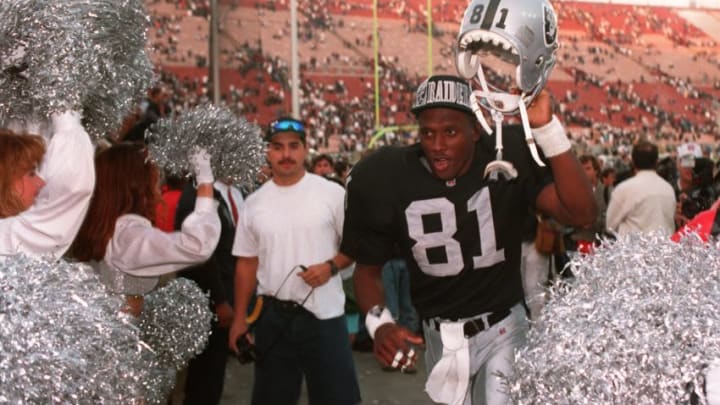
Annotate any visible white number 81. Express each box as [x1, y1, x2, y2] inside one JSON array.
[[405, 188, 505, 277]]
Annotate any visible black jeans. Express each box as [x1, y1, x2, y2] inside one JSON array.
[[251, 299, 361, 405]]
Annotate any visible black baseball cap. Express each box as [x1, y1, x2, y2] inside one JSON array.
[[266, 117, 306, 142], [411, 75, 474, 116]]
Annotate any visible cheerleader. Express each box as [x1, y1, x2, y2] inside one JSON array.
[[0, 112, 94, 257], [68, 142, 221, 315]]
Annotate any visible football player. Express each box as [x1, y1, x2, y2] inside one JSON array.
[[341, 73, 596, 405]]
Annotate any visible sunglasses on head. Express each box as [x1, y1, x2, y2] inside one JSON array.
[[270, 119, 305, 134]]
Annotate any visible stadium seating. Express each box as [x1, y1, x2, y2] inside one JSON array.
[[146, 0, 720, 146]]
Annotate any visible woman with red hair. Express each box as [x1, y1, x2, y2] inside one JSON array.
[[0, 130, 46, 217], [69, 142, 221, 315], [0, 112, 95, 258]]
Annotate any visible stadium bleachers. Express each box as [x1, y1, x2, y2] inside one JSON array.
[[146, 0, 720, 146]]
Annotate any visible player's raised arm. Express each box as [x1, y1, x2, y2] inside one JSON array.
[[529, 91, 597, 227]]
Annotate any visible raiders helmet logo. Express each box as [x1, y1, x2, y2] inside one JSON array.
[[543, 6, 557, 46]]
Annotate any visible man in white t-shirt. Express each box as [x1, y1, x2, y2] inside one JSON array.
[[228, 117, 360, 405]]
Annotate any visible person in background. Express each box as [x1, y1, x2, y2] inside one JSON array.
[[675, 142, 703, 198], [674, 143, 717, 228], [600, 167, 616, 206], [156, 171, 187, 233], [311, 153, 335, 177], [228, 117, 361, 405], [175, 177, 240, 405], [334, 159, 353, 184], [606, 141, 676, 236], [571, 154, 609, 248]]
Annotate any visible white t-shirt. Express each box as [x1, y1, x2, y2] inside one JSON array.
[[233, 173, 346, 320]]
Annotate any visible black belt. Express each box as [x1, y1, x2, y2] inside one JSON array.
[[428, 308, 512, 339], [263, 296, 303, 313]]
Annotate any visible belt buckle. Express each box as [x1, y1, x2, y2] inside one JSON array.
[[282, 300, 297, 311], [463, 312, 493, 338], [463, 320, 479, 338]]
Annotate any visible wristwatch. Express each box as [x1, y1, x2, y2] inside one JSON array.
[[325, 259, 339, 276], [368, 304, 386, 317]]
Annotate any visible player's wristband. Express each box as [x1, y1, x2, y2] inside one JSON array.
[[365, 305, 394, 340], [532, 115, 571, 158]]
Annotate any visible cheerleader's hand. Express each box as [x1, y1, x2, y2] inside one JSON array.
[[50, 110, 85, 138], [188, 146, 214, 184]]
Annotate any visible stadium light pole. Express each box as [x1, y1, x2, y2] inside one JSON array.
[[209, 0, 220, 105], [372, 0, 433, 128], [290, 0, 300, 118], [427, 0, 433, 76], [373, 0, 380, 129]]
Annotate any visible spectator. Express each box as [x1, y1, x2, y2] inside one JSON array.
[[600, 166, 616, 205], [156, 171, 187, 232], [175, 177, 240, 405], [571, 154, 609, 244], [228, 117, 361, 405], [311, 153, 335, 176], [606, 140, 676, 235]]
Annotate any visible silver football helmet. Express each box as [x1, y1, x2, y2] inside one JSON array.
[[456, 0, 559, 113], [455, 0, 560, 171]]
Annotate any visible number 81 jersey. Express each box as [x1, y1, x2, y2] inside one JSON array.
[[340, 126, 551, 320]]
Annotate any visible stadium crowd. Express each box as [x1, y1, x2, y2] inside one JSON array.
[[143, 0, 720, 161]]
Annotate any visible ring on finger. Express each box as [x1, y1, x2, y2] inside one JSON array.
[[391, 350, 403, 368]]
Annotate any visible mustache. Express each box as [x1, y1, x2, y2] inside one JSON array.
[[279, 158, 296, 164]]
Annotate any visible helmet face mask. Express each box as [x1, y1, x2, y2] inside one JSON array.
[[456, 0, 559, 114]]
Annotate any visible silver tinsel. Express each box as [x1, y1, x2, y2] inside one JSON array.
[[0, 1, 91, 125], [69, 0, 154, 140], [508, 232, 720, 404], [0, 254, 153, 403], [137, 277, 213, 403], [0, 0, 153, 139], [147, 104, 265, 188]]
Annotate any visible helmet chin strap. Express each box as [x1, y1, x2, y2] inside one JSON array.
[[470, 64, 546, 168], [517, 97, 546, 167]]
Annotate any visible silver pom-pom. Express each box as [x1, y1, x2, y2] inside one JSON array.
[[147, 104, 265, 188], [0, 255, 153, 402], [0, 0, 153, 139], [139, 277, 212, 369], [0, 1, 91, 124], [508, 232, 720, 404], [69, 0, 154, 140], [136, 277, 213, 402]]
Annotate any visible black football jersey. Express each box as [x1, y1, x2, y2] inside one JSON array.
[[341, 125, 552, 320]]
